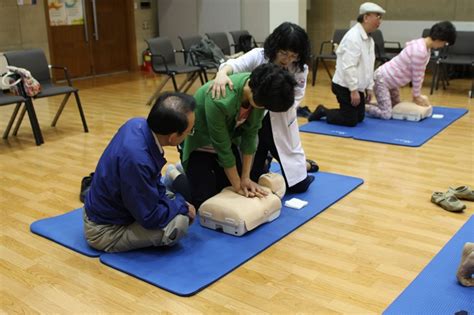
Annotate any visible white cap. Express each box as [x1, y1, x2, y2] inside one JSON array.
[[359, 2, 386, 15]]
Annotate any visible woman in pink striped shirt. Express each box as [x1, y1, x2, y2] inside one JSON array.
[[366, 21, 456, 119]]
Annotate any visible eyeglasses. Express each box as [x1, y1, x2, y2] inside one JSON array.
[[188, 126, 195, 136], [278, 50, 300, 62]]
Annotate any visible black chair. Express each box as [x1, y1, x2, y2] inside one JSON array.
[[229, 30, 258, 53], [431, 31, 474, 96], [372, 30, 401, 66], [0, 86, 34, 141], [311, 29, 348, 86], [145, 37, 205, 106], [3, 49, 88, 143], [206, 32, 231, 56], [178, 34, 218, 82]]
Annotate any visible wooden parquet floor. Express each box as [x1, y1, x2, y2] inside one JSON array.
[[0, 69, 472, 314]]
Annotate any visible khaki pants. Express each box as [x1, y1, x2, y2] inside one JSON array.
[[83, 209, 189, 252]]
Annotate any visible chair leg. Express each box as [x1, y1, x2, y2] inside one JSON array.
[[51, 93, 71, 127], [430, 62, 439, 95], [321, 60, 332, 81], [12, 105, 27, 136], [182, 73, 200, 93], [146, 76, 172, 106], [202, 69, 209, 82], [3, 102, 22, 139], [436, 64, 445, 90], [171, 74, 178, 91], [177, 73, 192, 91], [311, 58, 319, 86], [442, 65, 449, 88], [198, 71, 205, 84], [24, 98, 44, 145], [73, 91, 88, 132]]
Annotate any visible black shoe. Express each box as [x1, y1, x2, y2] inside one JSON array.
[[308, 104, 327, 121], [80, 172, 94, 203], [297, 105, 312, 118], [306, 159, 319, 173]]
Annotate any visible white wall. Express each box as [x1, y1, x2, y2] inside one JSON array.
[[241, 0, 269, 42], [349, 20, 474, 47], [157, 0, 308, 63], [269, 0, 301, 32], [158, 0, 240, 63], [158, 0, 198, 50], [379, 20, 474, 46], [197, 0, 241, 35]]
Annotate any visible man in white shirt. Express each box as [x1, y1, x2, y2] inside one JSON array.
[[309, 2, 385, 127]]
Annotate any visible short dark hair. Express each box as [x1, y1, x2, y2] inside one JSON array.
[[357, 14, 365, 23], [147, 92, 196, 135], [263, 22, 310, 71], [248, 63, 296, 112], [429, 21, 456, 46]]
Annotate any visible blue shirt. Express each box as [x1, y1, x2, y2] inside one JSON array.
[[84, 118, 189, 229]]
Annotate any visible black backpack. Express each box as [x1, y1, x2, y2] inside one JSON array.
[[237, 34, 254, 53]]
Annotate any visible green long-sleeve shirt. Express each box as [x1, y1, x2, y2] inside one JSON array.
[[181, 73, 265, 169]]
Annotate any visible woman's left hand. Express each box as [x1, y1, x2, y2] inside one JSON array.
[[240, 177, 268, 198]]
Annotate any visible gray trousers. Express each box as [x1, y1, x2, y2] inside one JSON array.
[[83, 209, 189, 252]]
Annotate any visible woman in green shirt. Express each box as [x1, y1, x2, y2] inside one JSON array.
[[181, 63, 296, 208]]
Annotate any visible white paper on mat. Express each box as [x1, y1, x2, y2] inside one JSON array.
[[284, 198, 308, 209]]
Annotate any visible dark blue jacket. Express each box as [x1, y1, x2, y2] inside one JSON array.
[[84, 118, 188, 229]]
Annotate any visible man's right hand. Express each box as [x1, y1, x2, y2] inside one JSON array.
[[186, 202, 196, 224], [350, 90, 361, 107], [209, 71, 233, 99]]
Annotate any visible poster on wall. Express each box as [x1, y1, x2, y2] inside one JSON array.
[[48, 0, 84, 26]]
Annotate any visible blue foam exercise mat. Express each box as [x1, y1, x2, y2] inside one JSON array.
[[100, 172, 363, 296], [300, 106, 468, 147], [384, 216, 474, 315], [30, 208, 102, 257]]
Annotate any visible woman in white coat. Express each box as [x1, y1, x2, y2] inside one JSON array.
[[210, 22, 317, 193]]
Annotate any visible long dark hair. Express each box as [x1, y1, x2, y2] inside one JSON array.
[[263, 22, 310, 71]]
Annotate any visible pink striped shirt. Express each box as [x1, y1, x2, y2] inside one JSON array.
[[379, 38, 430, 97]]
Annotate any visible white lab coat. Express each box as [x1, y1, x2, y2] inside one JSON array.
[[221, 48, 308, 186]]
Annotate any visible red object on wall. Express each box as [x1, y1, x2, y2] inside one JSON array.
[[141, 49, 152, 72]]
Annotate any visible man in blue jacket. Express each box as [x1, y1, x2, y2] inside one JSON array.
[[84, 92, 196, 252]]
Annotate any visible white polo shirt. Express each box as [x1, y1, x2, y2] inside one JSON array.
[[332, 23, 375, 92]]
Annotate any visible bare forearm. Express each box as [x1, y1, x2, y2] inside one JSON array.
[[241, 154, 253, 179], [224, 166, 241, 191]]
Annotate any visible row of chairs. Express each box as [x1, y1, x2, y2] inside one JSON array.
[[0, 49, 88, 145], [145, 30, 258, 105], [312, 28, 473, 97]]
